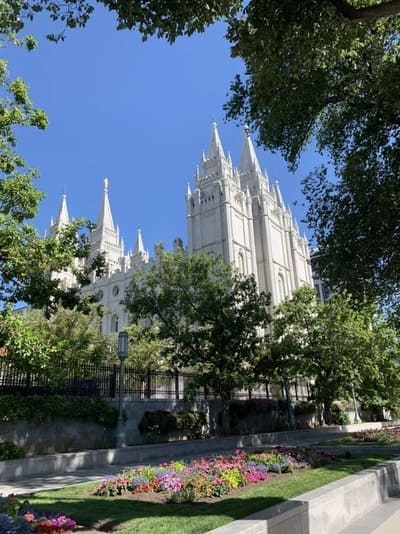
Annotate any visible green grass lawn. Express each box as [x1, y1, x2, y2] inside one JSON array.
[[27, 455, 392, 534]]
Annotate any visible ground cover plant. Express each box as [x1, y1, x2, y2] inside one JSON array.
[[26, 451, 392, 533], [0, 493, 77, 533], [350, 427, 400, 445], [321, 426, 400, 446]]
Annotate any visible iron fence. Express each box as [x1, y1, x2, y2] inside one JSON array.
[[0, 360, 310, 401]]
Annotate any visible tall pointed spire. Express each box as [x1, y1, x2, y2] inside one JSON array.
[[49, 193, 70, 237], [208, 121, 225, 159], [56, 194, 70, 226], [240, 125, 262, 174], [274, 180, 284, 208], [134, 228, 145, 255], [97, 177, 115, 231]]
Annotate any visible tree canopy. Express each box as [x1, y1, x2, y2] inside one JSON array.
[[0, 303, 109, 374], [3, 0, 400, 306], [0, 3, 104, 313], [124, 250, 271, 416], [269, 286, 400, 423]]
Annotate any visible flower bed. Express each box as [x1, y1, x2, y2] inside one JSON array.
[[94, 447, 336, 503], [0, 494, 77, 533], [353, 427, 400, 444]]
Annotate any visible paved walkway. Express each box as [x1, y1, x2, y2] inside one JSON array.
[[340, 496, 400, 533]]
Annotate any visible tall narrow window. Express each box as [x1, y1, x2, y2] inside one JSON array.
[[278, 274, 286, 302], [238, 251, 245, 274], [111, 314, 119, 333]]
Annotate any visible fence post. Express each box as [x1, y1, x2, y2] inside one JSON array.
[[146, 368, 151, 399], [25, 371, 31, 393], [175, 369, 179, 400]]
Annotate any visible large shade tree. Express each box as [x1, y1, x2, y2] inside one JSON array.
[[124, 249, 271, 431], [269, 286, 400, 424]]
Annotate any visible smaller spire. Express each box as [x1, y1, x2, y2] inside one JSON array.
[[186, 182, 192, 197], [208, 121, 225, 159], [134, 228, 145, 255], [274, 180, 284, 208], [104, 177, 109, 192], [264, 168, 270, 191]]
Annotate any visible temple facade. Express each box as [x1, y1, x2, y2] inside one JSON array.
[[50, 124, 312, 335]]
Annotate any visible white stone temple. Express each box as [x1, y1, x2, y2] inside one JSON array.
[[50, 123, 312, 335]]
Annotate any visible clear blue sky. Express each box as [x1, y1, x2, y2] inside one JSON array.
[[5, 6, 326, 255]]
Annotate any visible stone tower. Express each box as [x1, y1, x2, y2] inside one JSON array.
[[186, 123, 312, 305]]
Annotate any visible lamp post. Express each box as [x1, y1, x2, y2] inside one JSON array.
[[116, 331, 128, 448], [351, 382, 360, 424]]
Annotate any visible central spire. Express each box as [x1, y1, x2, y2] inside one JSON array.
[[134, 228, 145, 255], [97, 177, 115, 231], [56, 193, 70, 227], [208, 121, 225, 159]]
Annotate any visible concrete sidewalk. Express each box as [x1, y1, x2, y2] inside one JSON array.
[[340, 496, 400, 533], [0, 463, 128, 496]]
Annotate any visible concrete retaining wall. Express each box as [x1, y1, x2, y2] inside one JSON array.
[[108, 399, 211, 444], [0, 419, 114, 455], [207, 459, 400, 534], [0, 421, 393, 482]]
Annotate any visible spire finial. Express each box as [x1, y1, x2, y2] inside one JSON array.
[[104, 177, 109, 192]]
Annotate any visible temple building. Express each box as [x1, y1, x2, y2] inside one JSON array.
[[50, 123, 312, 335]]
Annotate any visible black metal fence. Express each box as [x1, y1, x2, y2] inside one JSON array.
[[0, 360, 310, 401]]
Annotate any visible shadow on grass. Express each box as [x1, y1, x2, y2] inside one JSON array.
[[26, 454, 392, 533], [27, 493, 287, 532]]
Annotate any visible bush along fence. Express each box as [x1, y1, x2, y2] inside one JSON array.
[[0, 360, 311, 401]]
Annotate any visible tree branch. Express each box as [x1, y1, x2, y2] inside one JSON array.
[[330, 0, 400, 22]]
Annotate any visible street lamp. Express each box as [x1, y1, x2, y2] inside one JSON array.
[[116, 331, 128, 448], [351, 382, 360, 424]]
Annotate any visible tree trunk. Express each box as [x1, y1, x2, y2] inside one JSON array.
[[323, 398, 333, 425], [283, 378, 296, 430], [220, 397, 231, 435]]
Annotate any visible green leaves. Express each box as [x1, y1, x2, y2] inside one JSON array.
[[268, 287, 400, 418], [124, 250, 271, 400]]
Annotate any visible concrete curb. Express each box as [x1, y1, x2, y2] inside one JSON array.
[[0, 421, 393, 482], [207, 458, 400, 534]]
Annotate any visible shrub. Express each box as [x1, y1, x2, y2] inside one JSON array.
[[0, 395, 118, 427], [138, 410, 206, 439], [294, 401, 316, 416], [0, 441, 25, 461], [331, 403, 350, 425]]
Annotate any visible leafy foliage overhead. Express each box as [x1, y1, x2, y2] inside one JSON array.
[[4, 0, 400, 306], [0, 3, 104, 312]]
